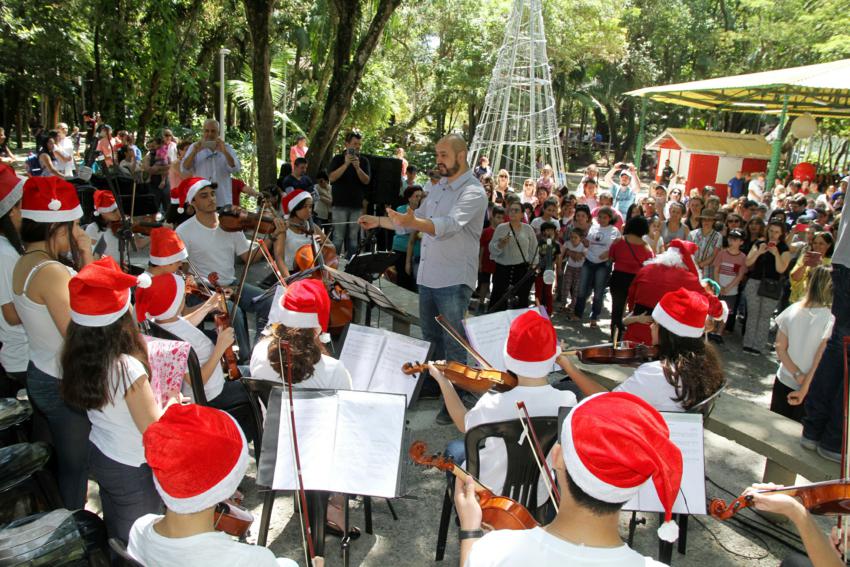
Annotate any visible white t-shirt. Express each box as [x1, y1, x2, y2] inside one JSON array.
[[158, 317, 225, 400], [562, 240, 587, 268], [585, 223, 619, 263], [129, 514, 296, 567], [465, 526, 664, 567], [56, 136, 76, 177], [0, 236, 28, 372], [175, 216, 251, 286], [85, 223, 121, 263], [465, 385, 577, 507], [748, 179, 764, 202], [530, 216, 556, 235], [88, 355, 148, 467], [775, 303, 835, 390], [250, 338, 352, 390], [614, 361, 684, 412]]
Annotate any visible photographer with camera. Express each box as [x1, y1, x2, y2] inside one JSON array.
[[181, 119, 241, 207], [328, 131, 371, 258], [603, 162, 640, 219]]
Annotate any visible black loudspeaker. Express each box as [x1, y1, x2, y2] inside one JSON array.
[[362, 154, 403, 207]]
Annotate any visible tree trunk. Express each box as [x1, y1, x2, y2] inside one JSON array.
[[306, 0, 403, 176], [243, 0, 278, 191]]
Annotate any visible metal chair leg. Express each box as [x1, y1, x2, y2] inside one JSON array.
[[435, 486, 454, 561]]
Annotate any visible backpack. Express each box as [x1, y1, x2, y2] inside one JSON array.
[[25, 154, 42, 177]]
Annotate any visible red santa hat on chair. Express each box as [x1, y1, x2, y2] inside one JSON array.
[[69, 257, 152, 327], [652, 287, 719, 338], [92, 189, 118, 216], [281, 189, 311, 219], [21, 177, 82, 223], [503, 310, 560, 377], [174, 177, 212, 214], [561, 392, 683, 542], [0, 164, 25, 218], [134, 273, 185, 323], [277, 278, 331, 342], [144, 404, 248, 514], [149, 227, 188, 266]]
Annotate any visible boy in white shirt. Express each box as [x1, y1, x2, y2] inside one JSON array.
[[560, 227, 586, 313]]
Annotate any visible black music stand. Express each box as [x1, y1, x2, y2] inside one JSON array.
[[344, 251, 397, 283], [326, 267, 413, 329]]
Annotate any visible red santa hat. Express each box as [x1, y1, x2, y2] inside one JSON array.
[[503, 310, 560, 377], [69, 257, 152, 327], [278, 279, 330, 341], [144, 403, 248, 514], [174, 177, 212, 213], [666, 239, 700, 279], [652, 287, 712, 338], [92, 189, 118, 216], [134, 273, 185, 323], [0, 164, 25, 218], [21, 177, 83, 223], [562, 392, 683, 542], [281, 189, 311, 219], [149, 227, 188, 266]]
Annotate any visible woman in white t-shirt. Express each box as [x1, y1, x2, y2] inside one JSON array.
[[772, 266, 834, 423], [0, 169, 28, 383], [61, 258, 177, 543], [573, 207, 619, 327], [559, 287, 725, 412]]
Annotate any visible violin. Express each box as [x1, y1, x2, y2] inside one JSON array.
[[710, 480, 850, 520], [563, 341, 659, 365], [409, 441, 538, 531], [218, 208, 276, 234], [109, 215, 163, 237], [208, 272, 241, 380], [214, 498, 254, 538], [184, 277, 213, 299], [402, 361, 516, 394]]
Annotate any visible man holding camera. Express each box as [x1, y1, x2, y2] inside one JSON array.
[[181, 118, 241, 207], [328, 131, 371, 258]]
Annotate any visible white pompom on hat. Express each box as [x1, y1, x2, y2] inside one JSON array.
[[561, 392, 683, 542], [92, 189, 118, 216], [69, 257, 152, 327], [0, 164, 25, 219], [144, 404, 248, 514], [503, 310, 560, 377], [21, 177, 83, 223]]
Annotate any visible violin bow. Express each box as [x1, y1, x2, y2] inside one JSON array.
[[435, 315, 494, 369], [257, 239, 287, 289], [516, 402, 560, 511], [277, 339, 316, 564], [186, 260, 215, 296], [233, 200, 268, 311]]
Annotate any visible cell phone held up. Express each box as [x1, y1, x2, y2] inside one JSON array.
[[346, 148, 359, 157], [804, 250, 822, 267], [203, 140, 217, 151]]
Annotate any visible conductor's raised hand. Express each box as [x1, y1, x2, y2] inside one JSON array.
[[386, 205, 415, 229]]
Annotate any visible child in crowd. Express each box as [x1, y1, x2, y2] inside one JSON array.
[[477, 206, 504, 311], [534, 221, 561, 314], [560, 227, 587, 313], [713, 229, 747, 340], [530, 197, 558, 235]]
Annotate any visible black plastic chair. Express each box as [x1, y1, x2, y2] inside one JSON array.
[[240, 378, 275, 462], [434, 416, 559, 561], [108, 537, 144, 567]]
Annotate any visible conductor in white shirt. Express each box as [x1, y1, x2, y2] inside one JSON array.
[[181, 119, 241, 207]]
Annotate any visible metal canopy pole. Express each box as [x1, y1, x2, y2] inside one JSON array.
[[766, 93, 789, 189]]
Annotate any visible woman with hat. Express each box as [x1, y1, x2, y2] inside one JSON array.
[[12, 176, 94, 509], [0, 164, 27, 389], [272, 189, 332, 280], [60, 257, 172, 543], [559, 287, 725, 412]]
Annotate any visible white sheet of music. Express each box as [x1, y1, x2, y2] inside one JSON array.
[[623, 412, 707, 516], [463, 307, 552, 371], [272, 390, 406, 498], [339, 323, 430, 406]]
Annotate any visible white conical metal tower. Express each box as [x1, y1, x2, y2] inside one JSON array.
[[469, 0, 565, 185]]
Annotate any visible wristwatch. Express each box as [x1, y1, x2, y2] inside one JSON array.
[[459, 529, 485, 540]]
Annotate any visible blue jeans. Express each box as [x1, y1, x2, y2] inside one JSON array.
[[331, 206, 362, 259], [26, 363, 91, 509], [803, 263, 850, 452], [419, 284, 474, 364], [574, 260, 611, 320], [444, 438, 466, 482]]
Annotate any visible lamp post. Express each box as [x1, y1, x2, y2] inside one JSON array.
[[219, 48, 231, 141]]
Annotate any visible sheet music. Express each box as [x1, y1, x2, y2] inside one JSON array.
[[272, 393, 338, 491], [338, 325, 385, 392], [369, 332, 430, 405], [333, 390, 406, 497], [271, 390, 406, 497], [464, 307, 548, 371], [623, 412, 707, 515]]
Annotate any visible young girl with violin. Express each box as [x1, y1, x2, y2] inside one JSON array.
[[84, 189, 148, 262], [134, 273, 257, 445], [431, 310, 576, 509], [273, 189, 333, 279], [0, 165, 28, 390], [559, 287, 725, 412], [60, 257, 175, 543], [12, 177, 94, 509]]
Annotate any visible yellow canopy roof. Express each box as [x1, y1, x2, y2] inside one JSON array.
[[626, 59, 850, 119], [646, 129, 772, 159]]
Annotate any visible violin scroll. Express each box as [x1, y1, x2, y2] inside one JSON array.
[[402, 362, 424, 376], [408, 441, 456, 473], [708, 496, 751, 520]]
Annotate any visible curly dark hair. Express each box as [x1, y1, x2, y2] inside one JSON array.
[[656, 325, 724, 410], [267, 324, 327, 384], [60, 310, 150, 410]]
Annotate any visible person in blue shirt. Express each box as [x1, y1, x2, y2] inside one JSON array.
[[603, 163, 638, 219], [728, 171, 746, 199]]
